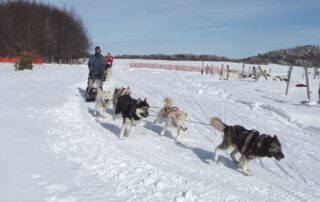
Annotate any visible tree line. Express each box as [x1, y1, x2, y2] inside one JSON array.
[[116, 45, 320, 67], [116, 54, 233, 62], [0, 0, 91, 62], [241, 45, 320, 67]]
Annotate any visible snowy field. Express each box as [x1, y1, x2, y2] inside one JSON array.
[[0, 59, 319, 202]]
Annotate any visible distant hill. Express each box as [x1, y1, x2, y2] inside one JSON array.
[[241, 45, 320, 67], [115, 45, 320, 67]]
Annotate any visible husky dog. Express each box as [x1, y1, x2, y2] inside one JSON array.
[[115, 94, 149, 139], [211, 117, 284, 176], [104, 68, 112, 81], [154, 97, 188, 143], [112, 87, 131, 120], [94, 87, 112, 118]]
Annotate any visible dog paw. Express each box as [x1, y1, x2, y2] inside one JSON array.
[[243, 172, 252, 176]]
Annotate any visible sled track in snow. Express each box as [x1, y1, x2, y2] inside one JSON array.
[[42, 80, 320, 201]]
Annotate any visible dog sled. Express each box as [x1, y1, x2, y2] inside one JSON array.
[[85, 76, 103, 102]]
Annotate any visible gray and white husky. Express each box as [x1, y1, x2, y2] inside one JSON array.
[[211, 117, 285, 176]]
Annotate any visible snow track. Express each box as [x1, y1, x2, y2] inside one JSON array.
[[43, 65, 319, 201]]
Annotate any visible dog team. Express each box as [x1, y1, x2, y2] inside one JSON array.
[[92, 85, 285, 176]]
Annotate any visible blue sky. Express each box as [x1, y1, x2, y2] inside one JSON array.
[[50, 0, 320, 58]]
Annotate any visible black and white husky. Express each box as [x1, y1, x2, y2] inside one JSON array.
[[115, 94, 149, 139]]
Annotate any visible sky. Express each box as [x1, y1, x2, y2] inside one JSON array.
[[48, 0, 320, 58]]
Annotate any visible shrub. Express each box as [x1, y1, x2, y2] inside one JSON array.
[[14, 51, 39, 71]]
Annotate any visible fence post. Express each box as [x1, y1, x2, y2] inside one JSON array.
[[258, 66, 268, 80], [226, 65, 230, 80], [305, 67, 311, 101], [253, 66, 257, 81], [318, 82, 320, 103], [314, 67, 319, 79], [241, 64, 245, 78], [285, 66, 293, 95], [220, 64, 224, 78]]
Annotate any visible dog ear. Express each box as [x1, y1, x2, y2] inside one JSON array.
[[137, 98, 141, 104], [144, 98, 147, 102]]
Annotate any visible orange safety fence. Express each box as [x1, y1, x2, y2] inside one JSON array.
[[129, 62, 238, 74], [0, 57, 43, 64]]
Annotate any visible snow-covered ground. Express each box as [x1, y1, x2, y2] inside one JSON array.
[[0, 60, 319, 202]]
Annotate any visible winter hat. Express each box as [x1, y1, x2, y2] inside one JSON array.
[[95, 46, 101, 51]]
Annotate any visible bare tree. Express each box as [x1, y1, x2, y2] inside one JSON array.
[[0, 0, 91, 62]]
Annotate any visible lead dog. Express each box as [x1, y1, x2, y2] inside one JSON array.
[[94, 87, 112, 118], [154, 98, 188, 143], [211, 117, 284, 176], [112, 87, 131, 120], [115, 94, 149, 139]]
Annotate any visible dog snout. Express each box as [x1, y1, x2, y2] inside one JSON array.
[[181, 126, 188, 131], [275, 152, 284, 161], [141, 111, 149, 118]]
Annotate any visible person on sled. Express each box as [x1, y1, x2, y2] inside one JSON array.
[[86, 46, 105, 101], [104, 52, 113, 81]]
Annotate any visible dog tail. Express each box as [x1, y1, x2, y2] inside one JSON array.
[[211, 117, 227, 132]]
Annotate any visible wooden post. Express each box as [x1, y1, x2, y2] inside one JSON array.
[[318, 82, 320, 103], [285, 66, 293, 95], [253, 66, 257, 81], [226, 65, 230, 80], [258, 66, 268, 80], [220, 64, 224, 77], [314, 67, 319, 79], [241, 64, 245, 78], [305, 67, 311, 101]]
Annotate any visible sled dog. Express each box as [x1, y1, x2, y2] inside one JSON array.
[[94, 87, 112, 118], [115, 94, 149, 139], [211, 117, 284, 176], [112, 87, 131, 120], [104, 68, 112, 81], [154, 97, 188, 143]]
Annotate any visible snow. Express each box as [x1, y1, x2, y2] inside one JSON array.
[[0, 60, 319, 202]]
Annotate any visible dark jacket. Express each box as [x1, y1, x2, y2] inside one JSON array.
[[87, 53, 106, 78]]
